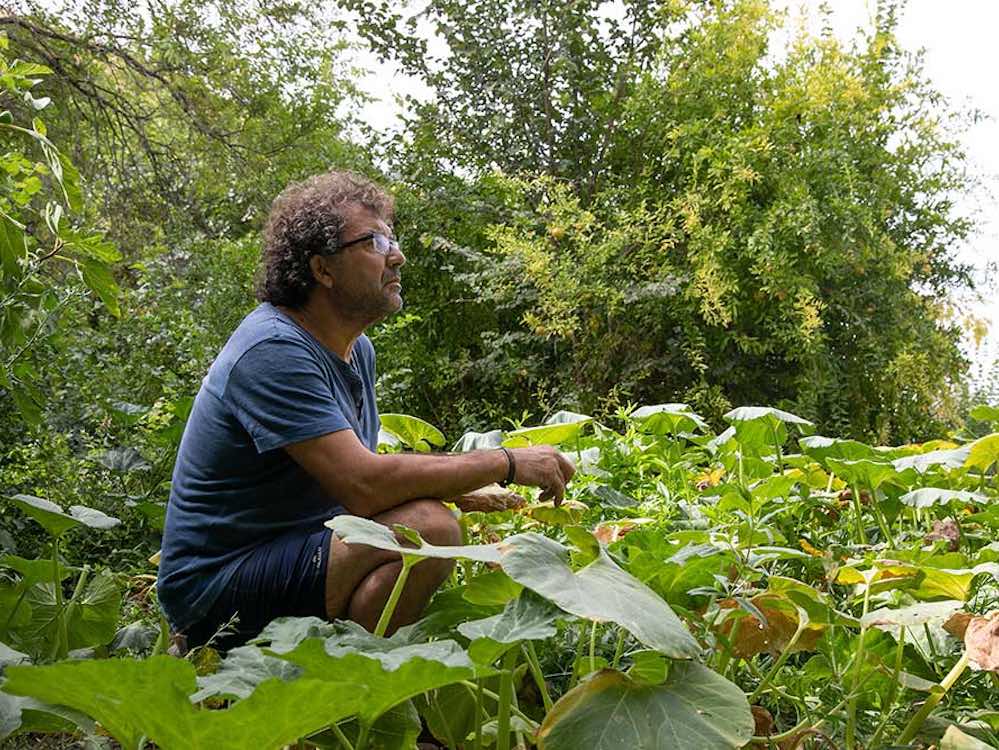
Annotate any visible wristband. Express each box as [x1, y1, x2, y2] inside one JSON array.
[[499, 447, 516, 487]]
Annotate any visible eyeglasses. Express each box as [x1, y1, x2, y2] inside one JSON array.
[[334, 231, 401, 257]]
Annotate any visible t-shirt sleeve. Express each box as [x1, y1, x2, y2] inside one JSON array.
[[223, 338, 352, 453]]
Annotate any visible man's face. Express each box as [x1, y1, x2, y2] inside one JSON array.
[[323, 205, 405, 323]]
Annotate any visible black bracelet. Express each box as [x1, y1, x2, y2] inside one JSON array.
[[499, 447, 516, 487]]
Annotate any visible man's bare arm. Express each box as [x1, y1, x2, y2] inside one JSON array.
[[285, 428, 575, 518]]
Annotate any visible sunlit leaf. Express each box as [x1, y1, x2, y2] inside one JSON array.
[[629, 404, 707, 435], [965, 433, 999, 472], [503, 411, 592, 447], [900, 488, 989, 508], [379, 413, 446, 452]]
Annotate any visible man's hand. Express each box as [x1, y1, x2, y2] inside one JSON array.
[[509, 445, 576, 505]]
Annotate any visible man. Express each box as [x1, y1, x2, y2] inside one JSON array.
[[157, 171, 574, 648]]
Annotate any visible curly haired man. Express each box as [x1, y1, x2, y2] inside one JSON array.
[[157, 171, 574, 649]]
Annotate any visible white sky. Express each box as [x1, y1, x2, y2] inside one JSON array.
[[352, 1, 999, 382]]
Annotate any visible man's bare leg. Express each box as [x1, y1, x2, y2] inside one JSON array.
[[324, 499, 461, 634]]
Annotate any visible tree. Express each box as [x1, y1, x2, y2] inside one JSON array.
[[356, 0, 976, 441]]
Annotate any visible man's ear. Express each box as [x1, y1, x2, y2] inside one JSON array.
[[309, 254, 335, 289]]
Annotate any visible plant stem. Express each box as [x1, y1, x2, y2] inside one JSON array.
[[845, 581, 873, 750], [748, 617, 806, 704], [770, 423, 784, 473], [354, 723, 370, 750], [51, 535, 68, 661], [474, 679, 484, 750], [373, 555, 419, 637], [868, 627, 906, 749], [496, 649, 518, 750], [458, 682, 538, 729], [589, 620, 598, 674], [851, 483, 868, 545], [611, 628, 626, 670], [895, 651, 970, 746], [523, 642, 553, 713]]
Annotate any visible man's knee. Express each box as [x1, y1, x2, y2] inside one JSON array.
[[399, 498, 462, 548]]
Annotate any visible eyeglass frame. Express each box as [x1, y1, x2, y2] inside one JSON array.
[[327, 231, 401, 257]]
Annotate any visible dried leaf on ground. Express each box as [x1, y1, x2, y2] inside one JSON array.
[[450, 484, 526, 513]]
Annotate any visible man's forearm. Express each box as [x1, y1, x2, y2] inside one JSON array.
[[343, 449, 511, 517]]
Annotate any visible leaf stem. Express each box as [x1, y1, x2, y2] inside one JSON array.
[[474, 679, 484, 750], [459, 681, 538, 730], [845, 580, 873, 750], [895, 651, 970, 746], [589, 620, 598, 674], [496, 648, 518, 750], [523, 642, 554, 713], [851, 483, 868, 545], [611, 628, 626, 670], [373, 555, 419, 637], [868, 626, 906, 748], [748, 615, 806, 704]]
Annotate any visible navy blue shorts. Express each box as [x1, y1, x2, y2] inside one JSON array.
[[184, 524, 333, 650]]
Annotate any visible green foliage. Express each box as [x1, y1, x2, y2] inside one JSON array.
[[0, 36, 120, 424], [358, 0, 976, 442]]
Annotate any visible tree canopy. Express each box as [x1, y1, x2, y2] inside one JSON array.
[[0, 0, 980, 445]]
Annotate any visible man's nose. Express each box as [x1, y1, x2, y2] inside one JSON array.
[[388, 248, 406, 268]]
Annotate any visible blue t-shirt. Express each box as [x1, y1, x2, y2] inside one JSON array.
[[157, 303, 379, 632]]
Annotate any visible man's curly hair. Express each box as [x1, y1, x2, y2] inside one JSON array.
[[256, 170, 395, 307]]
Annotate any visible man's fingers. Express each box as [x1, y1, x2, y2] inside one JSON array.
[[555, 452, 576, 482]]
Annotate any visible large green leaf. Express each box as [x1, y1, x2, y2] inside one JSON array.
[[837, 562, 999, 602], [965, 433, 999, 472], [379, 413, 446, 452], [825, 458, 900, 490], [503, 411, 592, 447], [862, 600, 964, 629], [537, 664, 753, 750], [63, 569, 122, 649], [0, 691, 95, 742], [940, 725, 995, 750], [271, 626, 482, 723], [723, 406, 813, 451], [192, 645, 302, 701], [453, 429, 504, 452], [462, 570, 523, 607], [900, 488, 990, 509], [799, 435, 878, 462], [2, 655, 369, 750], [892, 446, 970, 473], [498, 533, 701, 658], [628, 404, 707, 435], [326, 515, 501, 563], [0, 554, 72, 587], [6, 495, 119, 537], [457, 589, 561, 664]]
